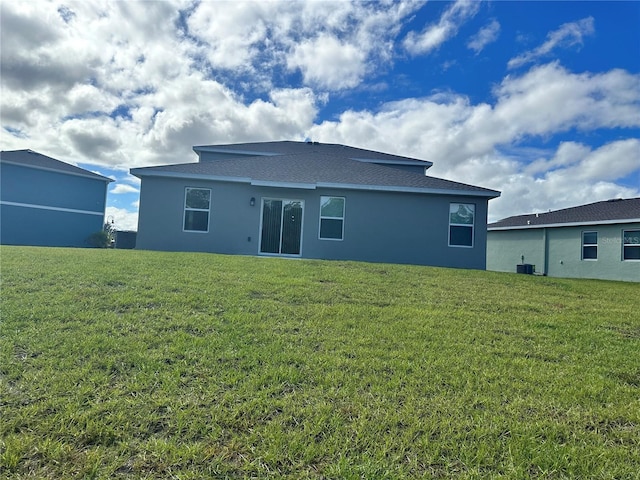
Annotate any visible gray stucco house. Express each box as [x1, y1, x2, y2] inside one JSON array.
[[0, 149, 113, 247], [131, 141, 500, 268], [487, 198, 640, 282]]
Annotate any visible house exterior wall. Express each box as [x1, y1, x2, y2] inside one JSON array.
[[487, 223, 640, 282], [135, 176, 490, 269], [486, 229, 546, 273], [0, 162, 108, 247]]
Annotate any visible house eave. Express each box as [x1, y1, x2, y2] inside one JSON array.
[[130, 169, 500, 197], [192, 146, 280, 157], [250, 180, 317, 189], [352, 158, 434, 169], [488, 218, 640, 231], [130, 169, 252, 184], [317, 182, 500, 197], [1, 159, 114, 183]]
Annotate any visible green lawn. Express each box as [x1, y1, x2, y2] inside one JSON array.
[[1, 246, 639, 479]]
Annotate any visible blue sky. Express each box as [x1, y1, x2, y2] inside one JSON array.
[[1, 0, 639, 230]]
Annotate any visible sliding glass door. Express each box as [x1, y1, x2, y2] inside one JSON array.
[[260, 199, 303, 255]]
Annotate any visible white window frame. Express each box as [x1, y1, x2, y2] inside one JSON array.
[[581, 231, 598, 261], [448, 203, 475, 248], [319, 196, 345, 241], [183, 187, 211, 233], [622, 229, 640, 261]]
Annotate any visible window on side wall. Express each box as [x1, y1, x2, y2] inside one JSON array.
[[623, 229, 640, 260], [449, 203, 474, 247], [582, 231, 598, 260], [184, 187, 211, 232], [319, 196, 345, 240]]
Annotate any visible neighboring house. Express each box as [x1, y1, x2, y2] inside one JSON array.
[[487, 198, 640, 282], [131, 141, 500, 269], [1, 149, 113, 247]]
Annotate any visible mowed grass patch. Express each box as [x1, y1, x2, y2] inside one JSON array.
[[1, 246, 638, 479]]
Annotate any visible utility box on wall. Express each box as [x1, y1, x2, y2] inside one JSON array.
[[516, 264, 535, 274]]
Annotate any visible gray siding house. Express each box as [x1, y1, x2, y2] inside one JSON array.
[[131, 141, 500, 268], [1, 149, 113, 247], [487, 198, 640, 282]]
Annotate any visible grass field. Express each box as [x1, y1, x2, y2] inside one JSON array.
[[1, 246, 639, 479]]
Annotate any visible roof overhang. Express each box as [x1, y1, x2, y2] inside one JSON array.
[[130, 169, 500, 197], [1, 159, 114, 183], [317, 182, 499, 197], [488, 218, 640, 231], [130, 169, 251, 184], [351, 157, 433, 169], [192, 146, 280, 157]]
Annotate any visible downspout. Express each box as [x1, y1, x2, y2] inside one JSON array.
[[543, 227, 549, 275], [102, 179, 111, 226]]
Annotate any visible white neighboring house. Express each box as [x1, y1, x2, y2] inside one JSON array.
[[487, 198, 640, 282]]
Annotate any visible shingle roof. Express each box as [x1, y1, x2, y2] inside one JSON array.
[[193, 140, 433, 168], [131, 150, 500, 197], [0, 149, 113, 182], [489, 198, 640, 229]]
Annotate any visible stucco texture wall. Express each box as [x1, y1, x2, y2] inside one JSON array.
[[487, 223, 640, 282], [135, 176, 491, 269], [1, 163, 108, 247], [486, 229, 545, 274]]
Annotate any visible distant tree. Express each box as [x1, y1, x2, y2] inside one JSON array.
[[103, 220, 116, 246], [87, 219, 115, 248]]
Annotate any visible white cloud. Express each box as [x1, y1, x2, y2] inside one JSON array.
[[186, 0, 419, 91], [525, 141, 590, 176], [467, 19, 500, 54], [493, 62, 640, 135], [486, 140, 640, 221], [1, 1, 637, 226], [561, 139, 640, 183], [508, 17, 595, 69], [403, 0, 480, 55], [185, 1, 270, 71], [1, 0, 422, 169], [110, 184, 140, 195], [105, 206, 138, 232], [309, 62, 640, 170], [307, 63, 640, 222], [287, 34, 367, 90]]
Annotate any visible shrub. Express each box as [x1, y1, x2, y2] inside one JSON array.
[[86, 230, 111, 248]]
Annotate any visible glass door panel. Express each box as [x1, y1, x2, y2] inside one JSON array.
[[281, 201, 302, 254], [260, 199, 303, 255], [260, 199, 282, 254]]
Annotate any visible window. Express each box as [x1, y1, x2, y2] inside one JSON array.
[[449, 203, 474, 247], [183, 188, 211, 232], [623, 229, 640, 260], [582, 231, 598, 260], [319, 196, 345, 240]]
